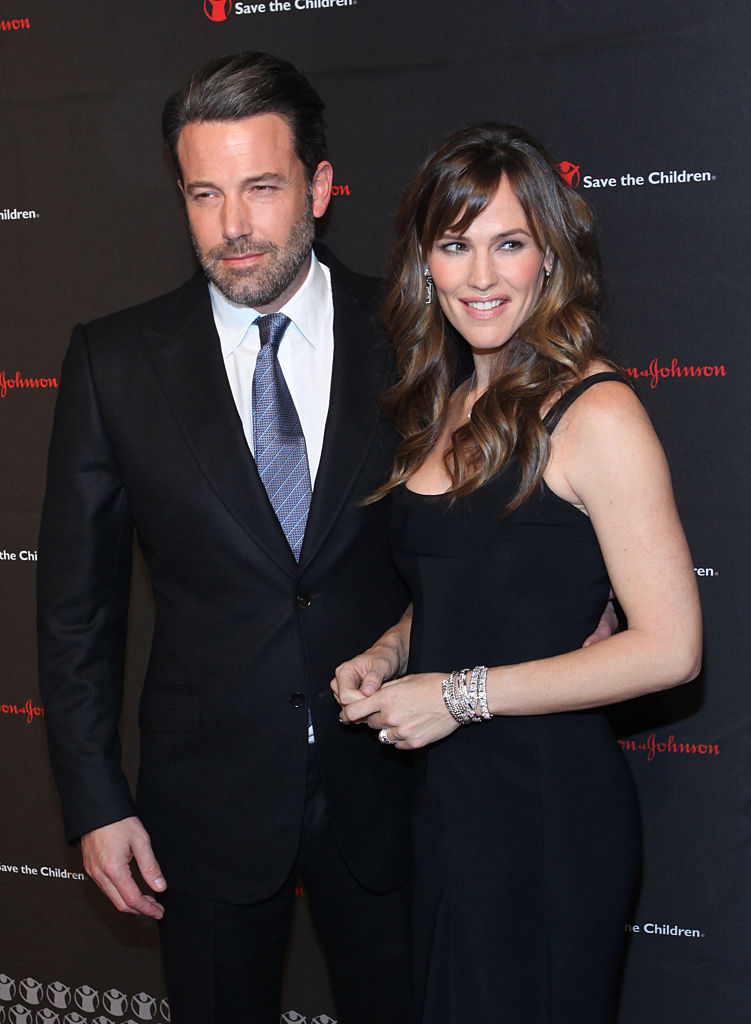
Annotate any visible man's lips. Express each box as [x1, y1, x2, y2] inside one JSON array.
[[220, 251, 269, 265]]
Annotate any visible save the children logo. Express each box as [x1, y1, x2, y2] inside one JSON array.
[[0, 975, 170, 1023], [557, 159, 715, 190], [207, 0, 357, 19], [0, 207, 39, 221], [204, 0, 231, 19], [625, 920, 705, 938], [557, 161, 580, 188]]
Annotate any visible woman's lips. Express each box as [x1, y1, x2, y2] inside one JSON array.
[[460, 297, 510, 317]]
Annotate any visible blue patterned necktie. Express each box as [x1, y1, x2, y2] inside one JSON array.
[[252, 313, 312, 561]]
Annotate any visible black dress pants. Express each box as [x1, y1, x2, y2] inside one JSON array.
[[158, 750, 412, 1024]]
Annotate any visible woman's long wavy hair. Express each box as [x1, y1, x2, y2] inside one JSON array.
[[372, 122, 609, 512]]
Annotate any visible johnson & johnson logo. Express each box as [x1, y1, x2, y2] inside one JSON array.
[[624, 357, 726, 390], [619, 733, 719, 762], [0, 371, 58, 398], [204, 0, 231, 19], [0, 16, 30, 31], [0, 698, 44, 724]]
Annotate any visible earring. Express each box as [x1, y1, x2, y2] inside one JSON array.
[[544, 267, 550, 279], [424, 267, 433, 305]]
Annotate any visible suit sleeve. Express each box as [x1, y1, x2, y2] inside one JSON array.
[[37, 324, 137, 842]]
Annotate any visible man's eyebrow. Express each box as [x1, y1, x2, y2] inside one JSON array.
[[184, 172, 288, 192]]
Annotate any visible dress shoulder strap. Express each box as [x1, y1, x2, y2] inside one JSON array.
[[543, 371, 631, 435]]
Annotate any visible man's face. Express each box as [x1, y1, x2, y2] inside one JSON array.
[[177, 114, 332, 312]]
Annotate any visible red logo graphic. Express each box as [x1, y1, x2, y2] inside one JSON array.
[[204, 0, 231, 20], [557, 161, 580, 188], [624, 357, 727, 390], [0, 370, 58, 398], [0, 17, 31, 31], [0, 698, 45, 724], [619, 733, 720, 762]]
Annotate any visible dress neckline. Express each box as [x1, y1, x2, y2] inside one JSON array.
[[403, 483, 451, 499]]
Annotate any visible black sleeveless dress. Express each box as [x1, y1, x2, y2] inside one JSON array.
[[390, 374, 641, 1023]]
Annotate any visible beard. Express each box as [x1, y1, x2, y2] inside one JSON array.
[[191, 193, 315, 308]]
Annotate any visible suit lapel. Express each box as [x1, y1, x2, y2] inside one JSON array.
[[299, 255, 390, 571], [144, 273, 298, 578]]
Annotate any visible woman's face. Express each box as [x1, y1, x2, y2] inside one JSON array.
[[427, 176, 550, 358]]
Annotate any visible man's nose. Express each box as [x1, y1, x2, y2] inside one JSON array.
[[222, 194, 252, 241]]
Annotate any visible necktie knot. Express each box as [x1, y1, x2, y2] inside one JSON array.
[[255, 312, 290, 351]]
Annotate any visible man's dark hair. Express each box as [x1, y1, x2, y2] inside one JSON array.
[[162, 51, 327, 181]]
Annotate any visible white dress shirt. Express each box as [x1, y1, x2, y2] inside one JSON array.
[[209, 250, 334, 485]]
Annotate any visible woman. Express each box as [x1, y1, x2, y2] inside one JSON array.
[[332, 123, 702, 1023]]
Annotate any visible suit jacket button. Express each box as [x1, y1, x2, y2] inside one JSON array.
[[296, 594, 311, 608], [288, 691, 306, 709]]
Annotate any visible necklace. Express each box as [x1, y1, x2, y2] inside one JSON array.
[[465, 370, 477, 420]]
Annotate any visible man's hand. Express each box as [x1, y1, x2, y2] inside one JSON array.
[[583, 597, 618, 647], [332, 642, 402, 707], [81, 816, 166, 919], [332, 606, 413, 706]]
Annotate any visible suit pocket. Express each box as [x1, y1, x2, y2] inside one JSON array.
[[139, 687, 202, 733]]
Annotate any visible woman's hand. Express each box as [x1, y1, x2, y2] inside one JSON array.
[[338, 671, 459, 749]]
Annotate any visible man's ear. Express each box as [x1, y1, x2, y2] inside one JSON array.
[[311, 161, 334, 219]]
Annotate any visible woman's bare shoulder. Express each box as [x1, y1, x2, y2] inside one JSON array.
[[562, 361, 645, 427]]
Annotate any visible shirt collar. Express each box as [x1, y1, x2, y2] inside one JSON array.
[[209, 250, 331, 358]]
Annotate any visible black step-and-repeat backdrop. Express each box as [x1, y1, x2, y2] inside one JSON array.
[[2, 2, 749, 1022]]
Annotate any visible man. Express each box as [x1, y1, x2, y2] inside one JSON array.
[[38, 52, 413, 1024]]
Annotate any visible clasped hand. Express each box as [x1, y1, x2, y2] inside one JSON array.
[[332, 650, 457, 749]]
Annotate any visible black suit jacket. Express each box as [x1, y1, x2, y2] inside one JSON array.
[[37, 248, 413, 902]]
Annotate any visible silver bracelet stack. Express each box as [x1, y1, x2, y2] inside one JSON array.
[[441, 666, 492, 725]]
